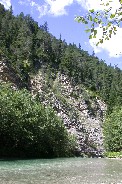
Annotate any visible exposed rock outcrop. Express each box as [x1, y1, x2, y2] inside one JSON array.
[[31, 68, 107, 157]]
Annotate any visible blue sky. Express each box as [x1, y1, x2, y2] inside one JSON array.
[[0, 0, 122, 69]]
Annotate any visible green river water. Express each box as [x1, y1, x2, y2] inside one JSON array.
[[0, 158, 122, 184]]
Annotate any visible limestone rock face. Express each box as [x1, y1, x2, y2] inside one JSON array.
[[31, 69, 107, 157]]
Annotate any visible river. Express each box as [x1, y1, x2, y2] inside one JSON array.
[[0, 158, 122, 184]]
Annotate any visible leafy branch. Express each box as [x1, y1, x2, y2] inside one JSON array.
[[75, 0, 122, 46]]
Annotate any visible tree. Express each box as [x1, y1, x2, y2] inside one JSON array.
[[75, 0, 122, 46], [40, 21, 49, 32], [103, 106, 122, 152]]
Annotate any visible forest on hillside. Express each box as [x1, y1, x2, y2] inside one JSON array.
[[0, 3, 122, 158], [0, 4, 122, 113]]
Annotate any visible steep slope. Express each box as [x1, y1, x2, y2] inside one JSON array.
[[31, 66, 107, 156]]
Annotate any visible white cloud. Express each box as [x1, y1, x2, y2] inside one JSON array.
[[89, 26, 122, 58], [0, 0, 11, 9], [30, 1, 49, 17], [45, 0, 74, 16]]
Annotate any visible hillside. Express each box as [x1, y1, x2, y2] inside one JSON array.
[[0, 58, 106, 156], [0, 3, 121, 157]]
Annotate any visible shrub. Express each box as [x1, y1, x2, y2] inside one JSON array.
[[0, 84, 75, 158]]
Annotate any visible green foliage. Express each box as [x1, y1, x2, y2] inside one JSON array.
[[75, 0, 122, 46], [0, 84, 75, 158], [103, 106, 122, 152]]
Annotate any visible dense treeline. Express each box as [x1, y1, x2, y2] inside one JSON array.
[[0, 4, 122, 156]]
